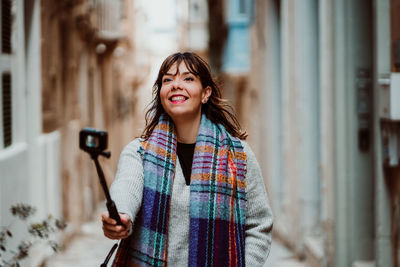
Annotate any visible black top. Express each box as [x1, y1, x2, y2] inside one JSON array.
[[177, 142, 196, 185]]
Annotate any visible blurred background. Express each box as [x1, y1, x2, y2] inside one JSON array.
[[0, 0, 399, 266]]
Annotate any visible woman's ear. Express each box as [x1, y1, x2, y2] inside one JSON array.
[[202, 86, 212, 103]]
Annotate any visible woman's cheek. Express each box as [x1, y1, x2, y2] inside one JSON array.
[[160, 98, 168, 111], [159, 89, 168, 109]]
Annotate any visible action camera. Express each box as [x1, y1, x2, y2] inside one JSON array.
[[79, 128, 108, 155]]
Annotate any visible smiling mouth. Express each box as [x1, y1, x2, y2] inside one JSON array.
[[169, 95, 188, 103]]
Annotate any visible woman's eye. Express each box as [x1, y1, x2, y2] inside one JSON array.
[[163, 78, 172, 83], [184, 77, 194, 82]]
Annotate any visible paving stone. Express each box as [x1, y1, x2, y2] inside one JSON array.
[[44, 220, 116, 267]]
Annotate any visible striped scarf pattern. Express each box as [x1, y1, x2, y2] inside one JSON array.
[[114, 114, 247, 266]]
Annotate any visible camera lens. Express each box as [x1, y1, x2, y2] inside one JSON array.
[[86, 135, 99, 148]]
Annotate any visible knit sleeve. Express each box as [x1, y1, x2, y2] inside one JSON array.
[[242, 141, 274, 266], [110, 138, 144, 226]]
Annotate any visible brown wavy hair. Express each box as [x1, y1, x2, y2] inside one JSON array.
[[141, 52, 247, 140]]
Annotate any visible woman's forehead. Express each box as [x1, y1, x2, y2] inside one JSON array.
[[165, 61, 196, 75]]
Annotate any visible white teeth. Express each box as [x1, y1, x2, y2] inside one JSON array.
[[171, 96, 186, 101]]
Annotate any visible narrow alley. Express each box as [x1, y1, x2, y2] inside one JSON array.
[[1, 0, 399, 266]]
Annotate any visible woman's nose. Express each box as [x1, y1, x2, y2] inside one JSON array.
[[172, 78, 182, 90]]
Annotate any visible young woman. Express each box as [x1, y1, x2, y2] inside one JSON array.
[[102, 52, 273, 267]]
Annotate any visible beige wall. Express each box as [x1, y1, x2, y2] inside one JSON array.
[[40, 0, 144, 234]]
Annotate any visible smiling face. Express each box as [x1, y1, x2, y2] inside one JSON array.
[[160, 62, 211, 124]]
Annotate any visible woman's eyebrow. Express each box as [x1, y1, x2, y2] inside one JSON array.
[[164, 71, 193, 76]]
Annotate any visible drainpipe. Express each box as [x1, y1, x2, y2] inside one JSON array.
[[374, 0, 394, 266], [319, 0, 334, 265]]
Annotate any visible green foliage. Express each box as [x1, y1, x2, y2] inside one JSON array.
[[0, 204, 67, 267]]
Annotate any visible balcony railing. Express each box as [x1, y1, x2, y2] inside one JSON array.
[[92, 0, 125, 42]]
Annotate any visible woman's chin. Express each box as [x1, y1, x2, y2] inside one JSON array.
[[168, 111, 201, 123]]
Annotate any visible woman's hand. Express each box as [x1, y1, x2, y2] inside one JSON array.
[[101, 212, 131, 240]]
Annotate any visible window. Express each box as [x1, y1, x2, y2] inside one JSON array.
[[229, 0, 252, 20], [2, 0, 12, 54], [1, 0, 13, 148], [2, 73, 11, 147], [238, 0, 246, 15], [392, 0, 400, 72]]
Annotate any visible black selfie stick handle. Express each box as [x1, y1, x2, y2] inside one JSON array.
[[93, 155, 124, 226], [107, 201, 123, 226]]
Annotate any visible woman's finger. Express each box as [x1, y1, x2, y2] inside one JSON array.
[[103, 227, 130, 240], [103, 223, 126, 233], [101, 212, 117, 225]]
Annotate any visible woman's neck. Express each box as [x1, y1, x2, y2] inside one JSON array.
[[174, 114, 201, 144]]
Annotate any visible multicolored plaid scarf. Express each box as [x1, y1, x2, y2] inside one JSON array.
[[113, 114, 247, 267]]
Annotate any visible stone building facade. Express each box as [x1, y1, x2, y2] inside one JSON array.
[[40, 0, 143, 230], [0, 0, 150, 265], [238, 0, 400, 266]]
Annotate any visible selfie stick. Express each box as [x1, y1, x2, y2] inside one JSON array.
[[101, 243, 118, 267], [90, 151, 123, 226]]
